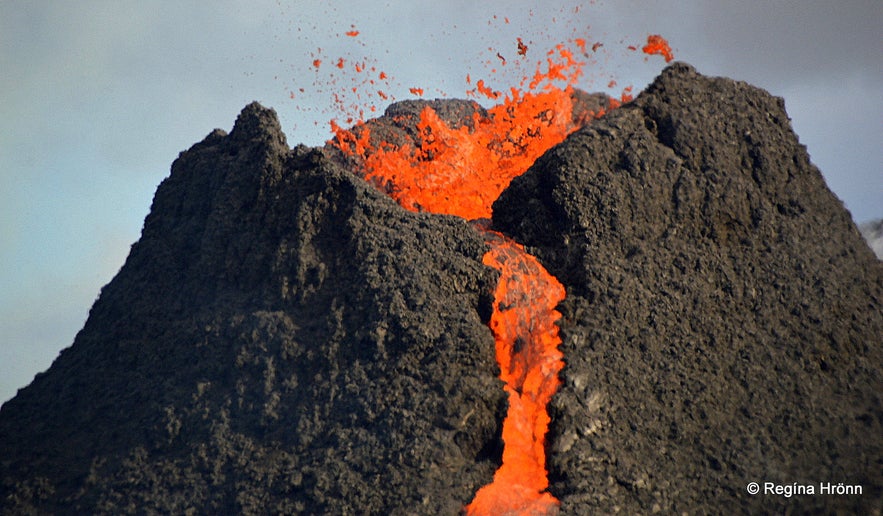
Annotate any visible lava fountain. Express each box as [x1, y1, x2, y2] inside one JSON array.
[[329, 35, 673, 515]]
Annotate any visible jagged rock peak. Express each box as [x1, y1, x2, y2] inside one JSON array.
[[0, 93, 502, 514], [228, 101, 287, 147]]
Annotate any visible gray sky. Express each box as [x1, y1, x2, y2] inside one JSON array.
[[1, 0, 881, 404]]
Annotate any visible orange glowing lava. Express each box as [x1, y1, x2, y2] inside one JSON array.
[[642, 34, 674, 63], [325, 32, 673, 516], [466, 229, 566, 515], [332, 44, 592, 220], [331, 42, 590, 514]]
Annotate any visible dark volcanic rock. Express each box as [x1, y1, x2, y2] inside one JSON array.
[[493, 63, 883, 514], [3, 63, 882, 515], [0, 103, 503, 514]]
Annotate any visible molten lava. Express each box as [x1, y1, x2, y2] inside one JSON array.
[[642, 34, 674, 63], [331, 45, 583, 514], [467, 229, 566, 515], [332, 44, 595, 220], [328, 35, 673, 515]]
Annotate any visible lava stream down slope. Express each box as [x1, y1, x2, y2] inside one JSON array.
[[330, 41, 637, 514]]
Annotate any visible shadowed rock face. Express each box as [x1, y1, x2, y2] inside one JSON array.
[[2, 63, 881, 515], [494, 62, 883, 514]]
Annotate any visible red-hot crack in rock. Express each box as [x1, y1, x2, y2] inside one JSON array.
[[329, 35, 673, 515]]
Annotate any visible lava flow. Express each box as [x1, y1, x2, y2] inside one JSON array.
[[332, 44, 582, 514], [468, 228, 566, 515], [329, 35, 673, 515]]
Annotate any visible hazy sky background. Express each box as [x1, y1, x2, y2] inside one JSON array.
[[2, 0, 881, 404]]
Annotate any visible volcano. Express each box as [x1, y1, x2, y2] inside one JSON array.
[[2, 63, 881, 515]]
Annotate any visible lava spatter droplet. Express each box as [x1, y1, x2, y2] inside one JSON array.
[[642, 34, 674, 62]]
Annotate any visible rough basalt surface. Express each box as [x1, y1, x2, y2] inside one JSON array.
[[0, 104, 503, 514], [2, 63, 881, 515], [494, 63, 883, 514]]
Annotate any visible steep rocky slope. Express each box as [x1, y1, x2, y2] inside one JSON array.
[[494, 63, 883, 514], [2, 63, 881, 514], [1, 105, 503, 514]]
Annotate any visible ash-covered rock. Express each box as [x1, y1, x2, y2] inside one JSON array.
[[0, 103, 503, 515], [493, 62, 883, 514]]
